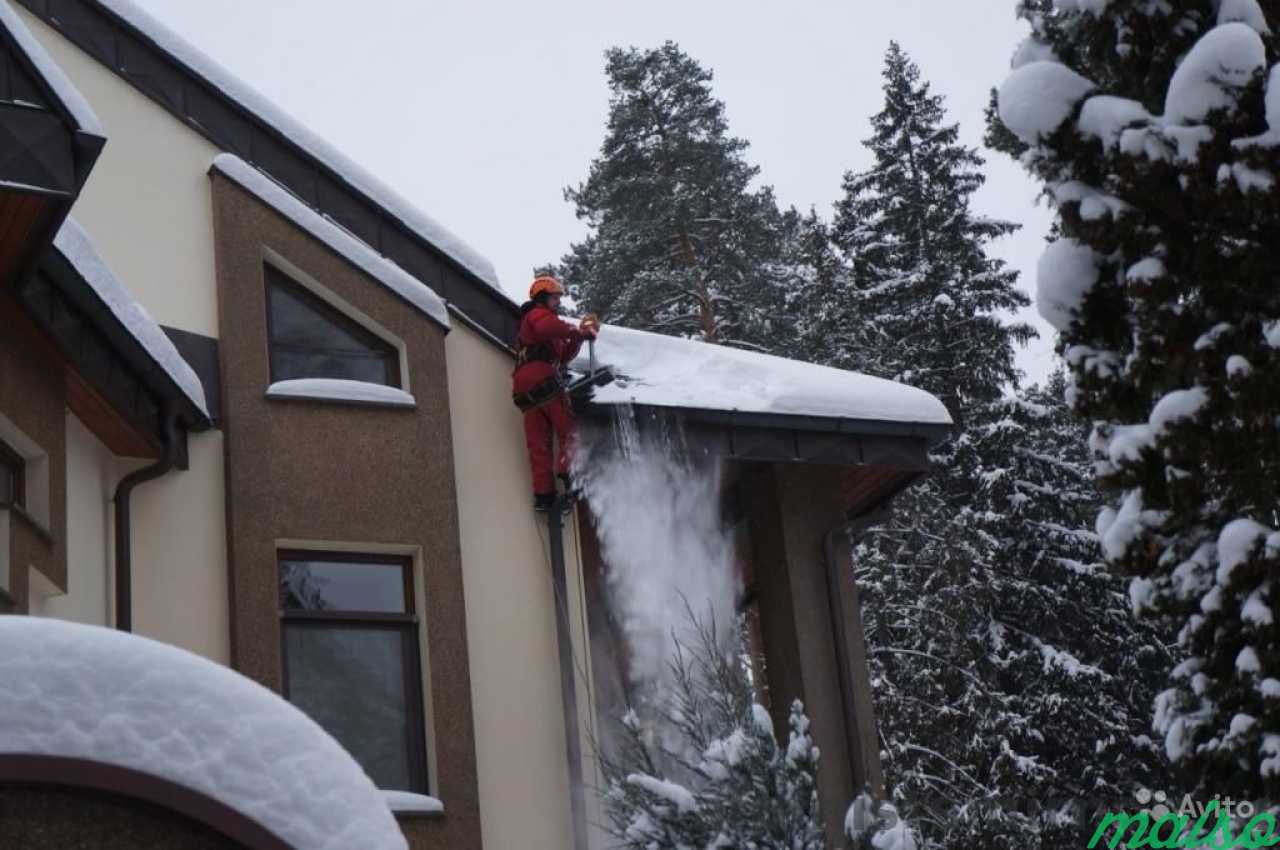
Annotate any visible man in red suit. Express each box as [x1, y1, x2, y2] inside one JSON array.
[[512, 276, 600, 511]]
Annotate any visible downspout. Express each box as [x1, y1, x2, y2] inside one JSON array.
[[822, 507, 891, 798], [547, 500, 589, 850], [113, 403, 182, 632]]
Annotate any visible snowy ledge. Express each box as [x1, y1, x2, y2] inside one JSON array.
[[266, 378, 417, 409], [0, 617, 408, 850], [383, 791, 444, 819]]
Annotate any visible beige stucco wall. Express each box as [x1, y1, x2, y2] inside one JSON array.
[[446, 324, 602, 850], [123, 431, 229, 664], [34, 413, 113, 626], [21, 9, 230, 664]]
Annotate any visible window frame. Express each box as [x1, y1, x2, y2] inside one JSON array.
[[263, 265, 403, 389], [0, 437, 25, 509], [277, 550, 429, 793]]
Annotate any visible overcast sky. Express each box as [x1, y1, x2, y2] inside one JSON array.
[[128, 0, 1058, 384]]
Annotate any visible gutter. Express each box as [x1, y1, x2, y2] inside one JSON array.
[[822, 507, 891, 798], [113, 404, 182, 631]]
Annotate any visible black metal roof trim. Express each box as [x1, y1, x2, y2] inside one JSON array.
[[583, 400, 951, 445], [14, 0, 519, 349], [578, 401, 939, 467], [24, 244, 209, 435], [162, 326, 220, 426]]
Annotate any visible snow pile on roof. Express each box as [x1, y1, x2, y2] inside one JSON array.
[[0, 616, 407, 850], [53, 219, 208, 416], [213, 155, 449, 330], [267, 378, 416, 408], [573, 324, 952, 426], [0, 0, 103, 135], [95, 0, 500, 292]]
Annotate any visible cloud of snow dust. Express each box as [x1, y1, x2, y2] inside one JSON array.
[[576, 407, 740, 698]]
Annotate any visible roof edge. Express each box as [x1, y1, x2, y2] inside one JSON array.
[[211, 154, 451, 332]]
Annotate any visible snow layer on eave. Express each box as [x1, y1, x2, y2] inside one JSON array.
[[0, 0, 104, 136], [93, 0, 500, 294], [213, 155, 450, 330], [53, 218, 208, 416], [573, 324, 953, 427], [0, 617, 406, 850]]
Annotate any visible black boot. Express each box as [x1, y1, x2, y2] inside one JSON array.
[[533, 492, 557, 513], [558, 473, 580, 501]]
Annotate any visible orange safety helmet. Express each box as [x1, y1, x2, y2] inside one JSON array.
[[529, 275, 565, 300]]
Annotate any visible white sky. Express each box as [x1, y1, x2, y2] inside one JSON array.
[[126, 0, 1058, 385]]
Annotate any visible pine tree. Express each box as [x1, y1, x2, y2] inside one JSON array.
[[601, 615, 825, 849], [812, 42, 1034, 417], [555, 42, 793, 351], [992, 0, 1280, 799], [859, 375, 1174, 848]]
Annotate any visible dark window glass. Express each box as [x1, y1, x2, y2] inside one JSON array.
[[265, 266, 400, 387], [0, 440, 24, 508], [278, 552, 427, 791], [283, 624, 415, 790], [281, 558, 407, 613]]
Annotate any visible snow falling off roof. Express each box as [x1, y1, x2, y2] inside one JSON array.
[[574, 324, 953, 426], [53, 218, 209, 416], [213, 154, 450, 330], [0, 0, 104, 135], [94, 0, 500, 293], [0, 616, 408, 850]]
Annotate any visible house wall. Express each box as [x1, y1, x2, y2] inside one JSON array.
[[445, 323, 601, 850], [33, 413, 113, 626], [20, 7, 231, 663], [211, 173, 483, 848], [0, 298, 66, 609]]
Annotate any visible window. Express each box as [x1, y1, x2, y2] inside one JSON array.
[[279, 551, 427, 791], [0, 439, 24, 509], [265, 265, 401, 386]]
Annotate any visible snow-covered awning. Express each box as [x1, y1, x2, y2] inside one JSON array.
[[572, 324, 952, 439], [0, 0, 102, 137], [0, 0, 105, 287], [51, 218, 209, 419], [0, 616, 408, 850]]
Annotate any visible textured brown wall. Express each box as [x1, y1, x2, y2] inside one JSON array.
[[0, 787, 245, 849], [0, 296, 67, 606], [210, 174, 482, 849]]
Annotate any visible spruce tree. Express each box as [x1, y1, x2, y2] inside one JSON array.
[[817, 42, 1034, 417], [601, 616, 825, 849], [555, 42, 792, 351], [992, 0, 1280, 799]]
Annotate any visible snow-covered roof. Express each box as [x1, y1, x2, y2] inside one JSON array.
[[0, 616, 407, 850], [52, 218, 209, 417], [573, 324, 953, 428], [212, 154, 450, 330], [0, 0, 104, 136], [93, 0, 499, 293]]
